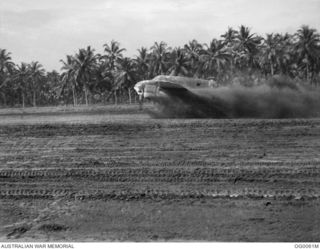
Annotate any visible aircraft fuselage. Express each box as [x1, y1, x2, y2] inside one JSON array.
[[134, 75, 217, 100]]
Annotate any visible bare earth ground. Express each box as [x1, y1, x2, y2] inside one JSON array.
[[0, 104, 319, 242]]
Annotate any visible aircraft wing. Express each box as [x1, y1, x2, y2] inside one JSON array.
[[152, 80, 229, 118], [155, 80, 187, 90], [153, 80, 189, 98]]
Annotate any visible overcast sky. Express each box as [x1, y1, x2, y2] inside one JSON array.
[[0, 0, 319, 71]]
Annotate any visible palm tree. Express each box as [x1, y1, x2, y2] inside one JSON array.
[[295, 25, 320, 81], [260, 33, 278, 76], [73, 46, 99, 105], [103, 40, 126, 70], [235, 25, 262, 71], [150, 41, 171, 76], [266, 33, 294, 77], [60, 55, 78, 106], [102, 41, 127, 103], [200, 39, 231, 79], [29, 61, 45, 107], [221, 27, 238, 47], [135, 47, 150, 80], [14, 63, 30, 108], [168, 48, 190, 76], [184, 40, 203, 76], [0, 49, 14, 76], [0, 49, 15, 106], [114, 57, 137, 104]]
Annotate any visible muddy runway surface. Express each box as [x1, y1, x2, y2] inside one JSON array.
[[0, 107, 319, 241]]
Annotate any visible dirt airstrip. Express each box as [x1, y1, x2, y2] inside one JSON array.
[[0, 105, 319, 241]]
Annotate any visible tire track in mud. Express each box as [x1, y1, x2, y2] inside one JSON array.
[[0, 167, 320, 200], [1, 167, 320, 182], [0, 187, 319, 200]]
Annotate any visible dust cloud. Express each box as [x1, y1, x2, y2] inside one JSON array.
[[148, 77, 320, 118]]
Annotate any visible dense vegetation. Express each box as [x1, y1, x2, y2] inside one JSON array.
[[0, 25, 319, 107]]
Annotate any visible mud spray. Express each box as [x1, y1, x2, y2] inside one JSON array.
[[148, 77, 320, 118]]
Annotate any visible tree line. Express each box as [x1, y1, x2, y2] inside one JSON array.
[[0, 25, 319, 107]]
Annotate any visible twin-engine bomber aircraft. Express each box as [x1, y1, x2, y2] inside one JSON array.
[[133, 75, 227, 117], [134, 75, 217, 101]]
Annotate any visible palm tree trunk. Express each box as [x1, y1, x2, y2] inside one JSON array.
[[33, 90, 36, 107], [84, 86, 88, 106], [32, 80, 36, 107], [72, 86, 77, 106], [22, 92, 25, 109], [1, 92, 6, 107], [311, 71, 315, 85], [128, 88, 132, 104], [114, 90, 118, 105]]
